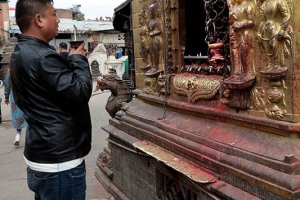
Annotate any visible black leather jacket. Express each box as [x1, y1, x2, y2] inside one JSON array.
[[10, 35, 92, 164]]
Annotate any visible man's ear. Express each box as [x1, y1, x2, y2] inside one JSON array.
[[34, 14, 44, 28]]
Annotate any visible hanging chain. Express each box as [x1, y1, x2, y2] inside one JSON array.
[[158, 0, 172, 120]]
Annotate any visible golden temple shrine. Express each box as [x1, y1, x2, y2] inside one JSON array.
[[95, 0, 300, 199]]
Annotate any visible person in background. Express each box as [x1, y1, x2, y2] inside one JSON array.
[[0, 79, 3, 123], [10, 0, 92, 199], [115, 47, 123, 59], [4, 68, 28, 146], [57, 41, 69, 58]]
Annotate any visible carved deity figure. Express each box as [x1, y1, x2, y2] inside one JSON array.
[[139, 7, 150, 71], [257, 0, 292, 71], [229, 0, 255, 78], [223, 0, 256, 109], [145, 0, 163, 77]]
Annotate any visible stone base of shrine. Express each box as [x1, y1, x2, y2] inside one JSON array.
[[95, 90, 300, 200]]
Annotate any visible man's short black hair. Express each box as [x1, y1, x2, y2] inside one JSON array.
[[16, 0, 53, 32], [59, 42, 68, 50]]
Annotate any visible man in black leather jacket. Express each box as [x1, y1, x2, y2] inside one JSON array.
[[10, 0, 92, 199]]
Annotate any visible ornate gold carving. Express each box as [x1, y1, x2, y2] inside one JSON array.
[[139, 5, 151, 71], [265, 81, 287, 120], [157, 73, 168, 94], [228, 0, 255, 77], [251, 87, 266, 110], [173, 75, 221, 103], [257, 0, 292, 72], [143, 76, 161, 96], [256, 0, 292, 120], [165, 0, 176, 73], [223, 0, 256, 109]]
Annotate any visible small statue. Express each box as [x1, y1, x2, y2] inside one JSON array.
[[139, 7, 151, 71], [145, 0, 163, 77], [94, 68, 132, 117], [223, 0, 256, 109], [229, 0, 255, 79]]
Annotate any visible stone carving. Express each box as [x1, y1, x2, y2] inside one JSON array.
[[173, 75, 221, 103], [98, 151, 112, 170], [96, 148, 113, 178], [94, 69, 132, 117], [145, 0, 163, 77], [257, 0, 292, 76]]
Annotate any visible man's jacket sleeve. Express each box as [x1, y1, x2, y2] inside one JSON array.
[[40, 53, 92, 105]]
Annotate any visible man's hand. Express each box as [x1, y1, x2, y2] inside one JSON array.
[[69, 43, 87, 57]]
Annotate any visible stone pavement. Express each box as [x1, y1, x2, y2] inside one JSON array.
[[0, 81, 114, 200]]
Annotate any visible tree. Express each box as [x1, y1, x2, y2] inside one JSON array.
[[73, 12, 85, 21]]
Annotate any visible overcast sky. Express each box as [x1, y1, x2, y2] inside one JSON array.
[[8, 0, 126, 20]]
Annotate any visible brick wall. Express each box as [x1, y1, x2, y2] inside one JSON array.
[[111, 143, 157, 200], [56, 9, 73, 19]]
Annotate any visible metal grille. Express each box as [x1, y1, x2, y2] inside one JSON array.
[[156, 170, 198, 200]]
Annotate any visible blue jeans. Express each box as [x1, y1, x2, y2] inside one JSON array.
[[27, 160, 86, 200]]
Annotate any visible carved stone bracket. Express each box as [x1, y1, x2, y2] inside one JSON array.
[[96, 148, 113, 178]]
